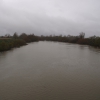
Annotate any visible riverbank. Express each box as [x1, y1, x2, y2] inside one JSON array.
[[0, 33, 100, 52], [0, 33, 39, 52], [0, 38, 27, 52], [39, 35, 100, 48]]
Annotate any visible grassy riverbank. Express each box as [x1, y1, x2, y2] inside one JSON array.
[[0, 32, 100, 52], [0, 33, 39, 52], [0, 39, 26, 51]]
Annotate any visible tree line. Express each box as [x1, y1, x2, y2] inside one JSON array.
[[39, 32, 100, 47], [0, 33, 38, 52], [0, 32, 100, 52]]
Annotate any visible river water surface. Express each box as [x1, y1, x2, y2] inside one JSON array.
[[0, 41, 100, 100]]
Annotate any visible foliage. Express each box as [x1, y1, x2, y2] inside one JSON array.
[[0, 32, 39, 52], [0, 39, 26, 51], [39, 33, 100, 48], [13, 32, 19, 39], [19, 33, 38, 42], [79, 32, 85, 39], [0, 32, 100, 52]]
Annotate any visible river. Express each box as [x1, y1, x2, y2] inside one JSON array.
[[0, 41, 100, 100]]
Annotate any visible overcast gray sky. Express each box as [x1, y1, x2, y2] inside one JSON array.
[[0, 0, 100, 37]]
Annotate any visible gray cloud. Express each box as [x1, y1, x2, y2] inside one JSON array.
[[0, 0, 100, 37]]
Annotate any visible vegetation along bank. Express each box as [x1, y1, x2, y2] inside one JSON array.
[[0, 32, 100, 52]]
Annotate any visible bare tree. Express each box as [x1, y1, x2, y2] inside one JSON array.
[[79, 32, 85, 39], [13, 32, 18, 39]]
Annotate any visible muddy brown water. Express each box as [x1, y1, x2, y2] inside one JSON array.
[[0, 41, 100, 100]]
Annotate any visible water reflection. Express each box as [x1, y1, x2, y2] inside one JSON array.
[[89, 46, 100, 53]]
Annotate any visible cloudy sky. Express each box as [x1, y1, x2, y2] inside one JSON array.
[[0, 0, 100, 37]]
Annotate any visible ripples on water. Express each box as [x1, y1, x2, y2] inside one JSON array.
[[0, 41, 100, 100]]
